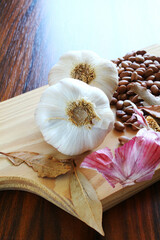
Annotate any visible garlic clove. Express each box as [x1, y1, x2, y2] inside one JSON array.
[[35, 78, 114, 156], [81, 128, 160, 187], [90, 59, 118, 101], [93, 108, 114, 130], [42, 122, 108, 156], [48, 51, 96, 86], [48, 50, 118, 101]]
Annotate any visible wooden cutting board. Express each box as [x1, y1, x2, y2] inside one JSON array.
[[0, 45, 160, 220]]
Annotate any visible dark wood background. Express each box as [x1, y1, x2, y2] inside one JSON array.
[[0, 0, 160, 239]]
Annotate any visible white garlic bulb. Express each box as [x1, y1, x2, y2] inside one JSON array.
[[48, 50, 118, 102], [35, 78, 114, 156]]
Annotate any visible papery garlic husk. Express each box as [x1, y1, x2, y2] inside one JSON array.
[[48, 50, 118, 102], [81, 104, 160, 187], [81, 128, 160, 187], [35, 78, 114, 156]]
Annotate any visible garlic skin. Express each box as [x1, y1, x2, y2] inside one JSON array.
[[35, 78, 114, 156], [48, 50, 118, 102]]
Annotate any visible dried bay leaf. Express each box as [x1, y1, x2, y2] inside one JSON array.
[[130, 83, 160, 105], [0, 151, 72, 178], [140, 105, 160, 119], [70, 167, 104, 235]]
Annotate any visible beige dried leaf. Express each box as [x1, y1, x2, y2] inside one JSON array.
[[70, 167, 104, 235], [0, 151, 72, 178], [130, 83, 160, 105], [140, 105, 160, 119]]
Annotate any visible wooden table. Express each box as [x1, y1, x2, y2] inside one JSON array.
[[0, 0, 160, 239]]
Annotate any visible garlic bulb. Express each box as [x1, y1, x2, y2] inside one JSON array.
[[48, 50, 118, 101], [35, 78, 114, 156]]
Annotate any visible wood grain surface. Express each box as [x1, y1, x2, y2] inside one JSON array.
[[0, 0, 160, 239]]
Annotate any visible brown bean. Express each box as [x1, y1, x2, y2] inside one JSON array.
[[136, 101, 144, 107], [126, 115, 137, 124], [130, 63, 140, 69], [118, 136, 131, 145], [121, 61, 129, 68], [146, 80, 154, 88], [148, 55, 157, 61], [136, 68, 145, 76], [113, 91, 118, 98], [117, 85, 127, 94], [144, 60, 153, 66], [132, 94, 140, 103], [136, 50, 146, 55], [129, 95, 136, 102], [122, 76, 131, 81], [121, 114, 131, 122], [148, 64, 159, 73], [136, 82, 141, 86], [119, 80, 129, 85], [156, 57, 160, 62], [155, 72, 160, 81], [110, 97, 117, 105], [126, 67, 134, 72], [127, 90, 135, 96], [131, 71, 138, 81], [123, 52, 135, 60], [118, 80, 128, 86], [144, 68, 154, 78], [154, 81, 160, 88], [140, 63, 146, 68], [114, 121, 125, 131], [132, 121, 140, 131], [118, 68, 125, 74], [135, 55, 144, 63], [137, 80, 143, 85], [116, 110, 126, 118], [118, 57, 124, 62], [146, 75, 156, 81], [137, 74, 143, 80], [138, 67, 146, 71], [117, 93, 127, 100], [123, 100, 131, 107], [124, 107, 134, 114], [116, 100, 124, 110], [150, 85, 159, 95], [125, 60, 132, 65], [128, 56, 135, 62], [154, 60, 159, 66], [120, 71, 132, 78], [113, 59, 120, 65], [140, 81, 147, 88], [126, 83, 134, 90], [144, 54, 150, 60]]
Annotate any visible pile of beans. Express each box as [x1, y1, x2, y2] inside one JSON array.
[[111, 50, 160, 131]]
